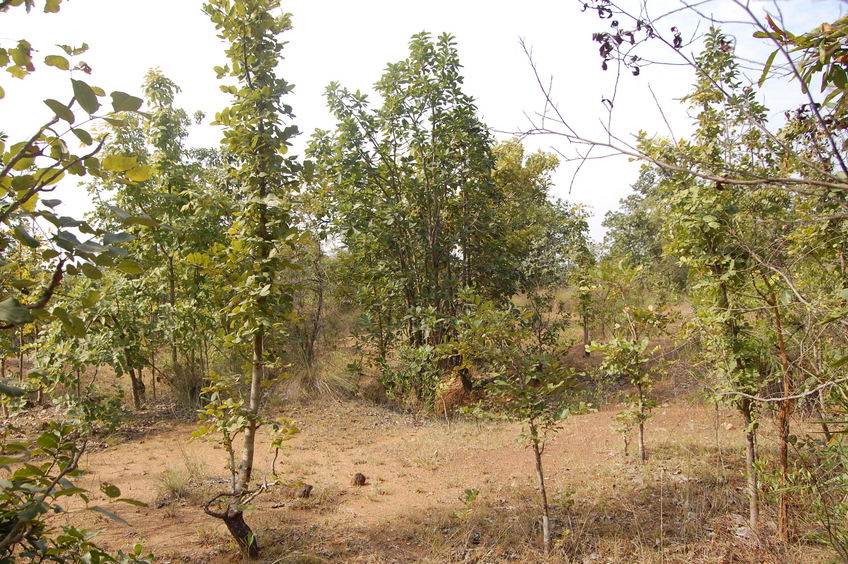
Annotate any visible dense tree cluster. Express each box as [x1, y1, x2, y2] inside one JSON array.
[[2, 0, 848, 561]]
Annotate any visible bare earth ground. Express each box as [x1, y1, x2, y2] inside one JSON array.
[[57, 398, 831, 564]]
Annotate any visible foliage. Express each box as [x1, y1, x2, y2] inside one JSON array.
[[200, 0, 302, 555], [446, 290, 582, 553], [0, 422, 151, 563], [311, 32, 583, 401], [587, 305, 670, 460]]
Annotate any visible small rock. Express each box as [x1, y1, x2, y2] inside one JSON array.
[[723, 422, 735, 431], [351, 472, 366, 486]]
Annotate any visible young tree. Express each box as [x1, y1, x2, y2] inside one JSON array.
[[200, 0, 302, 555], [588, 305, 670, 462], [446, 293, 578, 554]]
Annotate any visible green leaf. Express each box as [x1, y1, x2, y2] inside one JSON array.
[[44, 54, 69, 70], [758, 50, 778, 87], [71, 78, 100, 114], [117, 498, 148, 507], [110, 91, 143, 112], [44, 98, 75, 124], [124, 215, 157, 228], [13, 225, 40, 248], [10, 279, 37, 290], [80, 262, 102, 280], [100, 482, 121, 498], [116, 260, 143, 275], [36, 432, 59, 449], [103, 232, 134, 245], [0, 383, 26, 398], [71, 128, 93, 146], [0, 298, 32, 324]]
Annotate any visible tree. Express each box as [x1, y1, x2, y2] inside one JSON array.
[[0, 1, 153, 560], [200, 0, 302, 555], [588, 305, 670, 462], [445, 292, 579, 554], [313, 45, 583, 401]]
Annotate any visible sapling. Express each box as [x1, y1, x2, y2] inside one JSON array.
[[447, 293, 582, 553], [588, 305, 670, 462]]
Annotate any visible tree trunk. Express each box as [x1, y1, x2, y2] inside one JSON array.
[[18, 327, 24, 382], [150, 351, 156, 401], [741, 398, 759, 530], [582, 310, 590, 357], [223, 507, 259, 558], [128, 368, 146, 410], [773, 302, 792, 543], [237, 331, 263, 493], [530, 425, 551, 554], [637, 383, 647, 462]]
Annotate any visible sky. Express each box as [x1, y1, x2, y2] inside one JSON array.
[[2, 0, 846, 240]]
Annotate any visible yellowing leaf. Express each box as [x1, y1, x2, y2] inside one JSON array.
[[44, 54, 69, 70], [20, 192, 38, 212], [102, 154, 138, 173], [125, 164, 155, 182]]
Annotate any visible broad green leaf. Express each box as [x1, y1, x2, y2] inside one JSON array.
[[124, 215, 157, 228], [110, 91, 143, 112], [0, 298, 32, 324], [116, 260, 143, 275], [103, 232, 134, 245], [80, 262, 102, 280], [116, 498, 148, 507], [71, 128, 92, 145], [100, 483, 121, 498], [71, 78, 100, 114], [13, 225, 39, 247], [44, 98, 74, 123], [125, 164, 155, 182], [89, 505, 127, 524], [10, 279, 37, 290], [0, 383, 26, 398]]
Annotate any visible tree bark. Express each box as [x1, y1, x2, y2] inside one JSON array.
[[128, 368, 146, 410], [582, 310, 590, 357], [237, 330, 263, 492], [637, 383, 647, 462], [741, 398, 759, 530], [530, 425, 551, 554], [765, 286, 792, 542]]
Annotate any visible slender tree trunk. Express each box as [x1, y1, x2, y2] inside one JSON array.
[[741, 398, 759, 530], [770, 294, 792, 542], [582, 310, 590, 357], [18, 327, 24, 382], [151, 351, 156, 401], [128, 368, 146, 410], [530, 424, 551, 554], [637, 384, 647, 462]]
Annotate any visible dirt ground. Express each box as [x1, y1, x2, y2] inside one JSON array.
[[57, 398, 831, 564]]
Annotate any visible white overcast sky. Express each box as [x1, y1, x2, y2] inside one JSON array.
[[2, 0, 845, 239]]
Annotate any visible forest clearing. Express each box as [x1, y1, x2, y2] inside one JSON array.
[[3, 0, 848, 562], [14, 386, 832, 564]]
